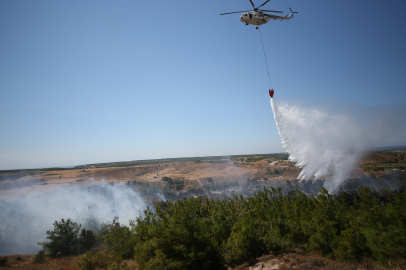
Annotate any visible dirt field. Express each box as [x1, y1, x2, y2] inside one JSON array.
[[0, 158, 297, 201]]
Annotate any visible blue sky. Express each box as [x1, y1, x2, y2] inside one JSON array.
[[1, 0, 406, 170]]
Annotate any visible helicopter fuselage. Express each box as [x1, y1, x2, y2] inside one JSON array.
[[239, 11, 271, 26]]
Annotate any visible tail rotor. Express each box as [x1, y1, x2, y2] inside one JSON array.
[[289, 7, 298, 18]]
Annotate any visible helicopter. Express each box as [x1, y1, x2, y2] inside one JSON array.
[[220, 0, 297, 29]]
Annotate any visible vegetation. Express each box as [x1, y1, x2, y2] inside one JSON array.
[[362, 163, 406, 171], [99, 217, 135, 259], [72, 186, 404, 270], [76, 251, 125, 270], [360, 150, 406, 172], [266, 168, 281, 175], [246, 156, 267, 162], [132, 205, 225, 269], [34, 250, 46, 263], [162, 176, 184, 190], [30, 186, 405, 269], [202, 180, 239, 191], [139, 184, 161, 198], [0, 256, 7, 267], [38, 218, 96, 257]]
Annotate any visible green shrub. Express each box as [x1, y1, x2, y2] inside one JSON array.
[[174, 180, 184, 190], [133, 199, 226, 270], [100, 217, 135, 259], [361, 191, 406, 262], [38, 218, 82, 257], [34, 250, 46, 263], [75, 187, 406, 268], [225, 217, 268, 265], [162, 176, 173, 182], [76, 251, 123, 270], [38, 218, 96, 257], [140, 185, 160, 197], [78, 229, 97, 254]]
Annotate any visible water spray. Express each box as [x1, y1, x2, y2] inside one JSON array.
[[270, 98, 406, 192]]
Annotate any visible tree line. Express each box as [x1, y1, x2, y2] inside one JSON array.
[[34, 187, 405, 270]]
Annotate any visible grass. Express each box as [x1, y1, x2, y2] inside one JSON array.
[[0, 254, 81, 270], [0, 249, 139, 270]]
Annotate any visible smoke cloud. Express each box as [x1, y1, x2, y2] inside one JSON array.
[[271, 98, 406, 192], [0, 182, 148, 255]]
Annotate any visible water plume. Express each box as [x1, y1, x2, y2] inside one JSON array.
[[270, 98, 406, 192]]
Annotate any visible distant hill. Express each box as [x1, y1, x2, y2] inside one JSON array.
[[73, 153, 290, 169], [373, 145, 406, 150]]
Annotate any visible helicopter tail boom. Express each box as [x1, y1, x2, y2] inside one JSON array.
[[280, 8, 298, 21]]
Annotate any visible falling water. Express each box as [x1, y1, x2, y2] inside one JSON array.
[[270, 98, 406, 192]]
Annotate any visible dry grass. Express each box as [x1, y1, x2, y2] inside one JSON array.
[[0, 253, 138, 270], [1, 254, 81, 270]]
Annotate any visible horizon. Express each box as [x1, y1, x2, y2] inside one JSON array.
[[2, 144, 406, 171]]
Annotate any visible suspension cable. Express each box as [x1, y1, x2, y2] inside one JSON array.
[[258, 27, 273, 89]]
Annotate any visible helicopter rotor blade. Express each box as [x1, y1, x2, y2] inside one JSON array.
[[259, 9, 283, 13], [220, 10, 250, 15], [258, 0, 271, 8], [249, 0, 256, 9]]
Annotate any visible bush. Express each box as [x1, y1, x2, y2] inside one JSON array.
[[140, 185, 160, 197], [361, 191, 406, 262], [38, 218, 96, 257], [0, 256, 7, 267], [76, 251, 123, 270], [162, 176, 173, 182], [133, 199, 226, 270], [78, 229, 97, 254], [34, 250, 46, 263], [99, 217, 136, 259], [225, 217, 268, 266], [38, 218, 82, 257], [174, 180, 184, 190]]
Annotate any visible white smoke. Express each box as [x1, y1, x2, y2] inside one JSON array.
[[271, 98, 406, 192], [0, 182, 148, 255]]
